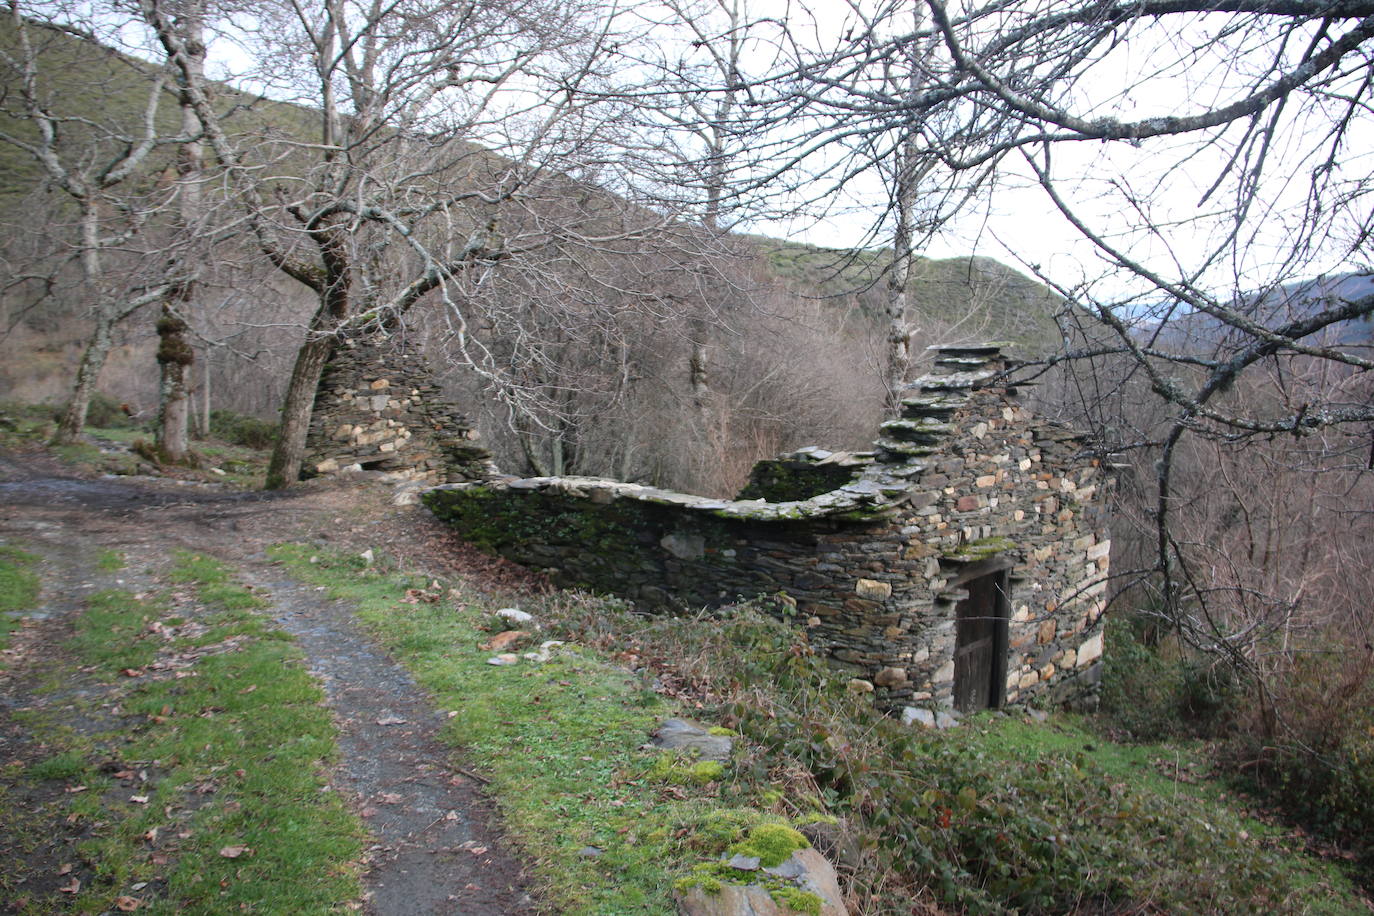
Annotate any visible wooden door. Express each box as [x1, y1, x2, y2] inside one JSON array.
[[953, 570, 1008, 713]]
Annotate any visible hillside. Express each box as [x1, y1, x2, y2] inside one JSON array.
[[1, 16, 1064, 493], [1150, 271, 1374, 353], [0, 18, 320, 201], [747, 237, 1063, 356]]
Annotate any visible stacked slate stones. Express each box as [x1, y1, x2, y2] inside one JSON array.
[[875, 344, 1007, 469], [304, 337, 498, 484]]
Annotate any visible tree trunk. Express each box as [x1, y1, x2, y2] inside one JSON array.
[[884, 127, 923, 414], [264, 333, 337, 489], [51, 203, 110, 446], [50, 315, 114, 445], [156, 307, 193, 461], [156, 6, 205, 463], [687, 319, 710, 410], [197, 348, 211, 438]]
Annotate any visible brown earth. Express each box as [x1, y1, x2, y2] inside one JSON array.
[[0, 449, 546, 915]]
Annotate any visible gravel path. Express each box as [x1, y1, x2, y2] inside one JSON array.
[[0, 453, 536, 915]]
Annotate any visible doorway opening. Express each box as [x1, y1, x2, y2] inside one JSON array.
[[951, 562, 1011, 713]]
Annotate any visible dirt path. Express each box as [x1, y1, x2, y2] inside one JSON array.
[[0, 455, 536, 915]]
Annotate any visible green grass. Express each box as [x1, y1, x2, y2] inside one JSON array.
[[0, 544, 40, 657], [267, 543, 1369, 915], [95, 548, 125, 572], [0, 557, 363, 915], [929, 713, 1360, 912], [168, 551, 270, 614], [269, 544, 805, 916]]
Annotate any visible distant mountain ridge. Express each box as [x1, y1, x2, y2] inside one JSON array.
[[1152, 271, 1374, 352]]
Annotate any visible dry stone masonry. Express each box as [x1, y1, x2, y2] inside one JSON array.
[[424, 344, 1111, 714], [305, 337, 497, 484]]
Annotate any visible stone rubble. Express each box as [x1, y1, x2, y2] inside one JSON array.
[[305, 336, 498, 484]]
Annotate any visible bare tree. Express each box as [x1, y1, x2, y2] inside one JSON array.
[[143, 0, 677, 487], [143, 0, 746, 488], [740, 1, 1374, 673], [153, 0, 206, 463], [0, 3, 180, 444]]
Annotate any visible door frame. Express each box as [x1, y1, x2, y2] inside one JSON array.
[[947, 556, 1012, 712]]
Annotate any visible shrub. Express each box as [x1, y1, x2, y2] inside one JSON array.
[[1100, 609, 1236, 740], [208, 409, 277, 449], [1227, 646, 1374, 882], [51, 391, 140, 430]]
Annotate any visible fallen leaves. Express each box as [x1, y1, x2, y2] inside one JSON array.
[[114, 895, 142, 911], [375, 715, 407, 726], [218, 845, 251, 859], [478, 630, 528, 652]]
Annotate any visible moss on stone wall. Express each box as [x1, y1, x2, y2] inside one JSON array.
[[736, 460, 860, 502]]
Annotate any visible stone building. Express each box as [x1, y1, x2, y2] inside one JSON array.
[[304, 336, 497, 484], [424, 345, 1111, 714]]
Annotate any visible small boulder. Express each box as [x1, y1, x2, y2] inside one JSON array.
[[873, 666, 908, 688], [392, 483, 425, 506], [651, 718, 733, 764], [675, 848, 846, 916], [496, 607, 535, 626]]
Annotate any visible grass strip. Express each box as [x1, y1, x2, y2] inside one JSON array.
[[269, 544, 803, 916], [4, 555, 363, 915], [0, 544, 41, 656]]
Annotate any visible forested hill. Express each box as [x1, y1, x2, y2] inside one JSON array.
[[753, 238, 1062, 352], [1, 14, 1061, 492], [0, 14, 1061, 349]]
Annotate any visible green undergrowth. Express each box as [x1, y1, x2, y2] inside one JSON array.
[[0, 544, 41, 655], [508, 582, 1366, 914], [0, 399, 270, 487], [269, 544, 811, 916], [1103, 607, 1374, 889], [1, 554, 362, 914]]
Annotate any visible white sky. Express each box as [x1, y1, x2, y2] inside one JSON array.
[[731, 0, 1374, 301], [89, 0, 1374, 301]]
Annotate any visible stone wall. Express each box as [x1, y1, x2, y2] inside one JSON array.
[[735, 447, 871, 502], [304, 337, 497, 484], [423, 345, 1111, 713]]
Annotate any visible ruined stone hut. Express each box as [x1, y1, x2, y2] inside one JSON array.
[[304, 336, 497, 484], [421, 345, 1111, 715]]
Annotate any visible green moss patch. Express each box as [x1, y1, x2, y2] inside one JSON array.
[[648, 753, 726, 786]]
